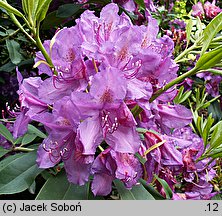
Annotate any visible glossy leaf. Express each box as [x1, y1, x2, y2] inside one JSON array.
[[0, 150, 42, 194], [0, 123, 14, 143], [114, 180, 155, 200], [201, 12, 222, 56], [139, 179, 165, 200], [36, 170, 102, 200]]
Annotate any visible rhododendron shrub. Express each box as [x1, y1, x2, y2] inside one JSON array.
[[0, 0, 221, 200]]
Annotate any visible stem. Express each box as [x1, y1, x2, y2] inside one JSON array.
[[149, 67, 198, 103], [35, 23, 54, 68], [132, 67, 199, 117], [0, 28, 20, 42], [175, 44, 198, 63], [7, 13, 36, 44]]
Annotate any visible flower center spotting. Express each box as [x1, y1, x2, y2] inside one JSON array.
[[65, 48, 76, 62], [100, 88, 114, 103]]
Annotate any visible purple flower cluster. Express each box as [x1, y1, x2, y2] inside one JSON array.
[[12, 3, 216, 198], [192, 1, 221, 19]]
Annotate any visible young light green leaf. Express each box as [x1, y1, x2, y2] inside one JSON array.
[[195, 45, 222, 71], [209, 121, 222, 150], [201, 12, 222, 56], [202, 114, 214, 147], [0, 1, 23, 17], [0, 150, 42, 194], [6, 39, 23, 65], [186, 17, 193, 47], [114, 180, 155, 200], [0, 123, 14, 143], [36, 0, 53, 22]]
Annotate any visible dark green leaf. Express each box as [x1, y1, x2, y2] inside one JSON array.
[[22, 133, 37, 145], [154, 175, 173, 199], [6, 39, 23, 65], [56, 3, 82, 18], [0, 146, 10, 158], [211, 194, 222, 200], [28, 181, 36, 194], [139, 179, 165, 200], [0, 150, 42, 194], [36, 170, 98, 200], [201, 12, 222, 56], [0, 61, 15, 72], [114, 180, 155, 200], [0, 123, 14, 143], [28, 124, 47, 139], [41, 11, 66, 30]]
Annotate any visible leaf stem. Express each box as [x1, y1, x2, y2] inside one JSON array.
[[13, 147, 34, 152]]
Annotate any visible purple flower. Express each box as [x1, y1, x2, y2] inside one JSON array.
[[192, 2, 204, 19], [204, 1, 221, 19], [91, 148, 142, 196], [140, 131, 183, 183], [68, 67, 141, 155]]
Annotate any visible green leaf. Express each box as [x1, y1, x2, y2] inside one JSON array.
[[211, 194, 222, 200], [0, 123, 14, 143], [36, 170, 100, 200], [186, 17, 193, 47], [0, 1, 23, 17], [114, 180, 155, 200], [201, 12, 222, 56], [209, 121, 222, 150], [154, 175, 173, 199], [195, 45, 222, 71], [41, 11, 66, 30], [139, 179, 165, 200], [0, 146, 10, 158], [134, 0, 146, 10], [6, 39, 23, 65], [22, 133, 37, 145], [202, 114, 214, 147], [36, 0, 53, 22], [0, 150, 42, 194], [28, 124, 47, 139], [56, 3, 82, 18]]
